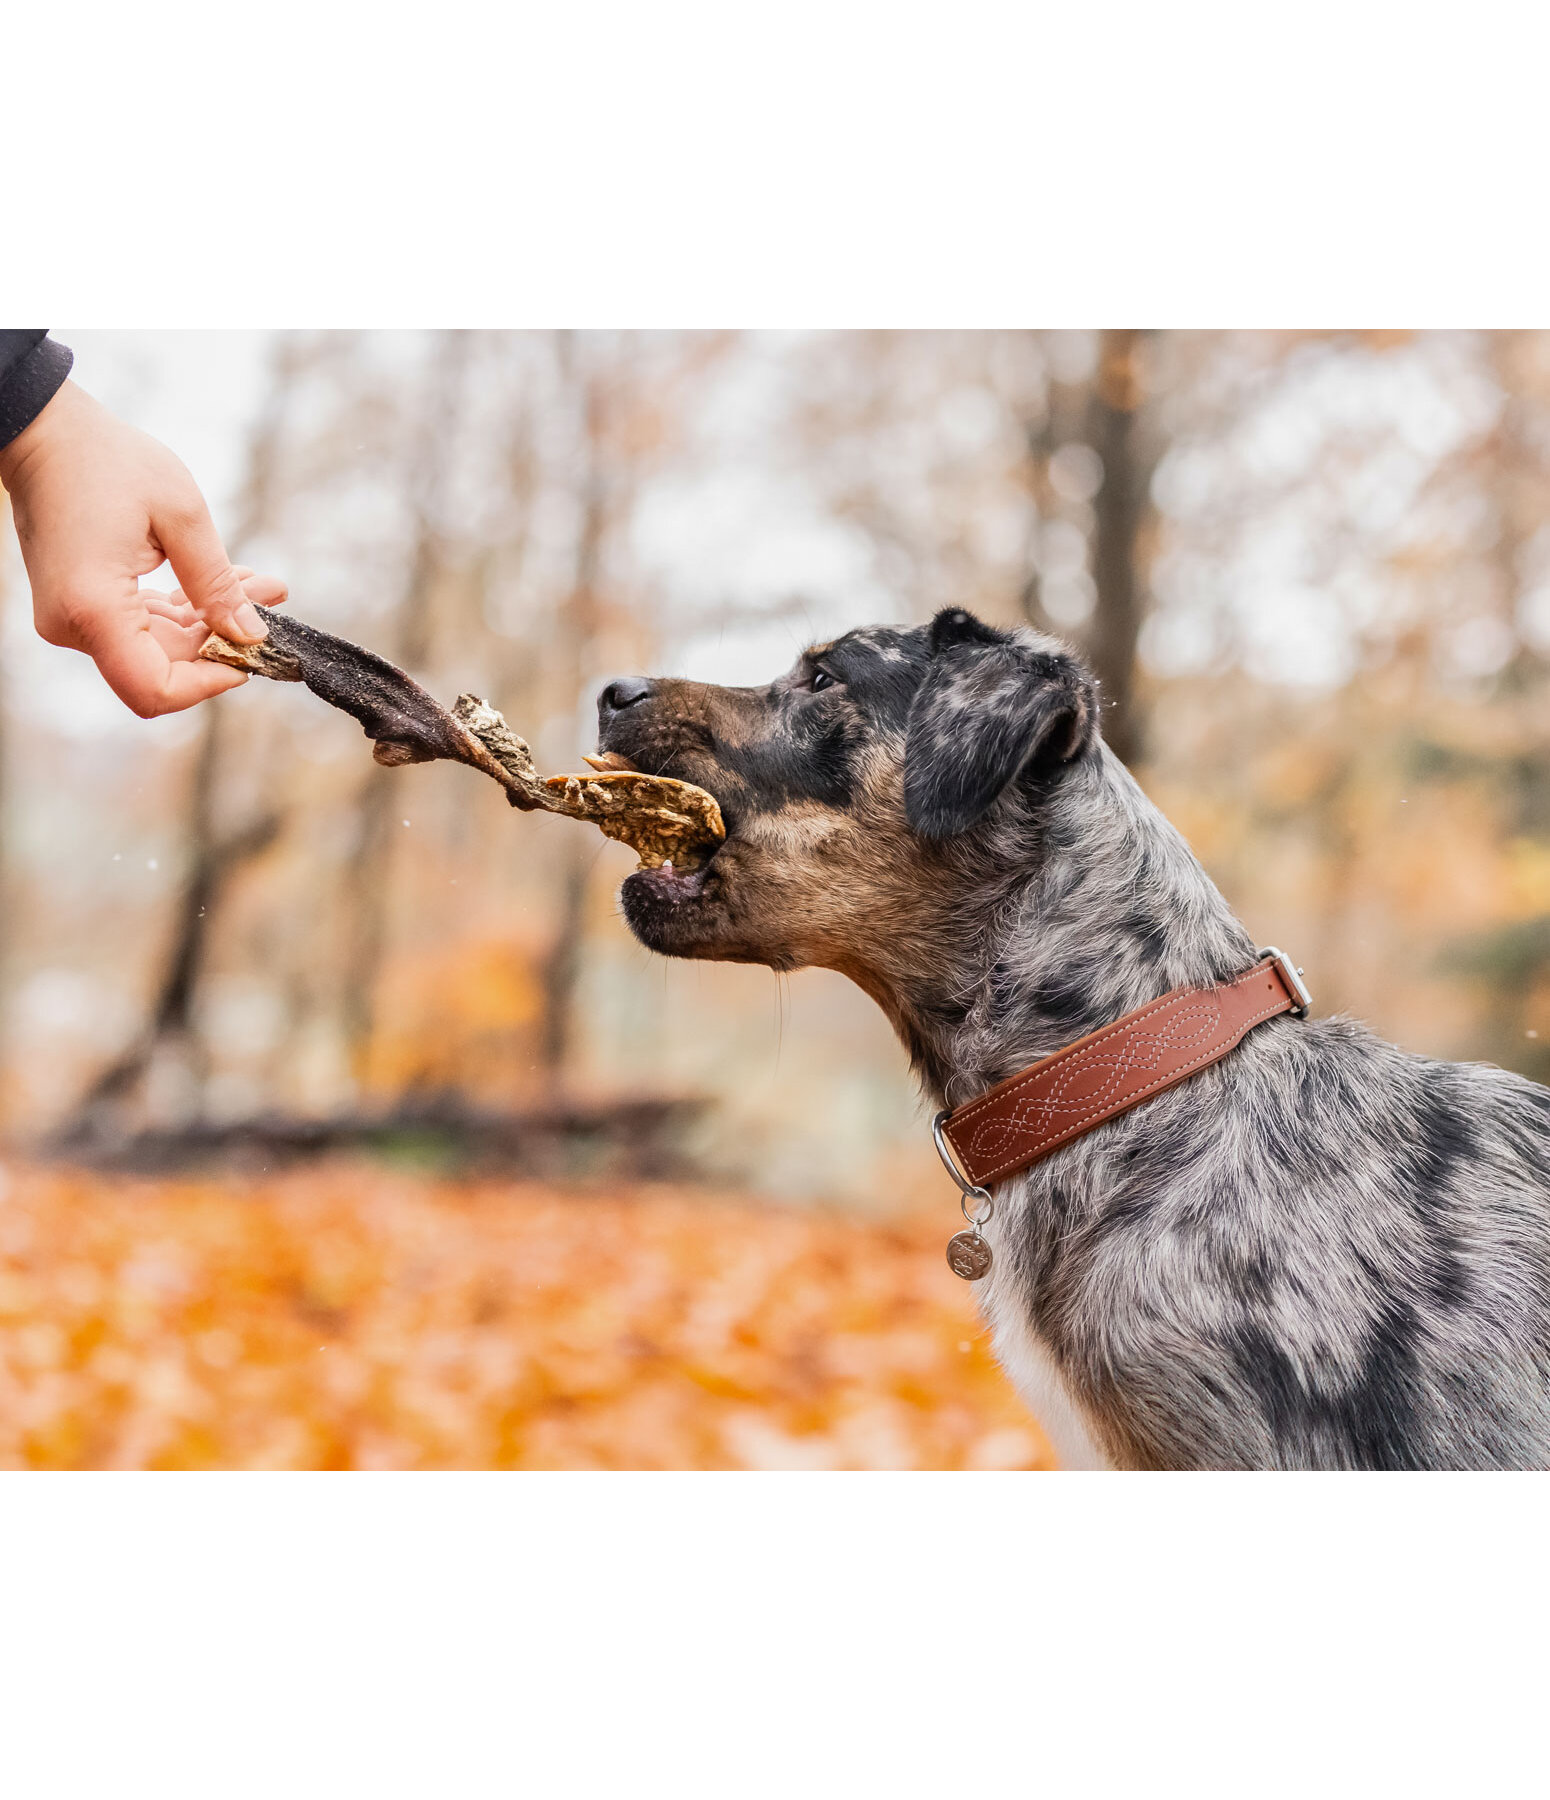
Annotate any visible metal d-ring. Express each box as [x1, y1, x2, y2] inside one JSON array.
[[960, 1188, 994, 1230], [933, 1110, 994, 1229]]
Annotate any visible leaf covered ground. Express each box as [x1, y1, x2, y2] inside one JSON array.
[[0, 1164, 1054, 1470]]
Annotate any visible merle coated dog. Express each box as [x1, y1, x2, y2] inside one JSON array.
[[597, 607, 1550, 1471]]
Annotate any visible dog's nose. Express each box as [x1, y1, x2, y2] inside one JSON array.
[[598, 676, 652, 719]]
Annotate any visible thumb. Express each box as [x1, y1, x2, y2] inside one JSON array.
[[157, 491, 267, 645]]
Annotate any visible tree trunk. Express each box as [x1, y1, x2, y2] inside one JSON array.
[[1084, 328, 1152, 766], [538, 851, 590, 1081], [341, 330, 470, 1076], [71, 698, 280, 1129], [339, 524, 439, 1067], [536, 335, 613, 1094]]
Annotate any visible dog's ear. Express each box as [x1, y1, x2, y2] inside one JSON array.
[[904, 609, 1097, 838]]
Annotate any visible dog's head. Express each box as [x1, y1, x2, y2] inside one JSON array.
[[599, 608, 1098, 988]]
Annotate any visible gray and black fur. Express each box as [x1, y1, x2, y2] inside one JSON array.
[[598, 608, 1550, 1470]]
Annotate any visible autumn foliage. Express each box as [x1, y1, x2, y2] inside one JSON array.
[[0, 1163, 1054, 1471]]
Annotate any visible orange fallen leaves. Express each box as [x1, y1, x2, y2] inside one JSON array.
[[0, 1164, 1054, 1471]]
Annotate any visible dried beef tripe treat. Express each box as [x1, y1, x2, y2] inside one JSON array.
[[200, 608, 725, 869]]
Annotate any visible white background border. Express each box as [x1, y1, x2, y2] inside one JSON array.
[[5, 3, 1550, 1789]]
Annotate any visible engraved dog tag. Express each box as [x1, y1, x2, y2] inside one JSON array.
[[946, 1230, 992, 1281]]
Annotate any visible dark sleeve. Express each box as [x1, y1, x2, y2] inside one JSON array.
[[0, 331, 74, 452]]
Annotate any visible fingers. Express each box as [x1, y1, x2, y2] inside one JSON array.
[[240, 571, 288, 608], [143, 591, 199, 627], [145, 570, 286, 628], [157, 492, 268, 644], [147, 613, 214, 660], [90, 615, 249, 718]]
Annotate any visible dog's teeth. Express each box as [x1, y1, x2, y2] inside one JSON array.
[[662, 860, 675, 874]]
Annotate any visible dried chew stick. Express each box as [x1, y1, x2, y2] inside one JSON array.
[[199, 607, 725, 870]]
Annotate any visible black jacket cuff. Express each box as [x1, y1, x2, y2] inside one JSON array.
[[0, 333, 75, 452]]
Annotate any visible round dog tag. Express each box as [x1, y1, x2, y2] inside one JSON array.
[[946, 1230, 992, 1281]]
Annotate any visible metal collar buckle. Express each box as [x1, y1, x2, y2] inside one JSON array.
[[1259, 946, 1312, 1017]]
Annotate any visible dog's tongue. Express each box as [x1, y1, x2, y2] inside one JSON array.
[[584, 752, 637, 773]]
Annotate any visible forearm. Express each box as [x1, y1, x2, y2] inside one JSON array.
[[0, 330, 74, 461]]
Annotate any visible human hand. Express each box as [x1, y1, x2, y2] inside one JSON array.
[[0, 380, 289, 718]]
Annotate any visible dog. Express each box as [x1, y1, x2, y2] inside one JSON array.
[[595, 606, 1550, 1470]]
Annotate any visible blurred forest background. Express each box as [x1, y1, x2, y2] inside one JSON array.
[[3, 328, 1549, 1468]]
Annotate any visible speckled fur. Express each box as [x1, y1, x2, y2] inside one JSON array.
[[601, 608, 1550, 1470]]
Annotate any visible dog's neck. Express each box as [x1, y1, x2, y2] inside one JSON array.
[[863, 744, 1259, 1109]]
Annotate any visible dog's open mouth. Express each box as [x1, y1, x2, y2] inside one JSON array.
[[581, 749, 728, 884], [625, 855, 717, 905], [619, 839, 726, 950], [598, 751, 733, 941]]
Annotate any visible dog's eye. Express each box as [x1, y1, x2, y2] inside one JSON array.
[[809, 667, 839, 693]]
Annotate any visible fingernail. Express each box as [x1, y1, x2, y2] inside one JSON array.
[[234, 603, 267, 640]]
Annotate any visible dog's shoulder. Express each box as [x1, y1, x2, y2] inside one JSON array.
[[998, 1013, 1550, 1469]]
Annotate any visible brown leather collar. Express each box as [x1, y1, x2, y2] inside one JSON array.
[[936, 950, 1310, 1191]]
